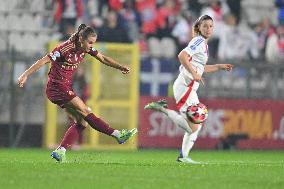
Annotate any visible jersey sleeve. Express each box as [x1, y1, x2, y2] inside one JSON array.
[[183, 37, 204, 57], [48, 46, 63, 62], [88, 47, 98, 57]]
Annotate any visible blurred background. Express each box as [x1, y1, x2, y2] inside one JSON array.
[[0, 0, 283, 150]]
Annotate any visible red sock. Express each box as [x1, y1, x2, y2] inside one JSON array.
[[78, 131, 83, 144], [84, 113, 114, 136], [60, 121, 86, 149]]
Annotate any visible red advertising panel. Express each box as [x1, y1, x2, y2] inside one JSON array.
[[139, 96, 284, 149]]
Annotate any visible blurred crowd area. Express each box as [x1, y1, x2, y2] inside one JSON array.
[[0, 0, 284, 63]]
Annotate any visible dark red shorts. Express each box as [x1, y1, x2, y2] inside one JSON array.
[[46, 81, 77, 108]]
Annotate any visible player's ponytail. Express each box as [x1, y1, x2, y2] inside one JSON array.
[[192, 15, 213, 38], [70, 24, 87, 49], [192, 19, 200, 38], [78, 23, 87, 32], [70, 24, 97, 49]]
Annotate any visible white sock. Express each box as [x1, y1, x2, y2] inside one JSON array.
[[181, 124, 202, 157], [111, 130, 120, 138], [57, 146, 66, 152], [161, 108, 192, 133]]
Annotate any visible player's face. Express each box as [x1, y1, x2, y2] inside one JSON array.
[[81, 35, 97, 52], [199, 20, 213, 39]]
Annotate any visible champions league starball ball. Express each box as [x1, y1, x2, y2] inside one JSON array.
[[186, 103, 208, 124]]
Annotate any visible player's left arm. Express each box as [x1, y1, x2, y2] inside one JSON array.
[[94, 52, 130, 74], [204, 64, 233, 73]]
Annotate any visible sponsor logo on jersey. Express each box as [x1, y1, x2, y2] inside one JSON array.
[[61, 61, 80, 70], [50, 51, 61, 61]]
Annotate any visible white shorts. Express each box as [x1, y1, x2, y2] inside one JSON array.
[[173, 74, 200, 113]]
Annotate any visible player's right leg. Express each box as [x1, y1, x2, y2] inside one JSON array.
[[176, 155, 200, 164], [175, 90, 203, 163], [65, 96, 138, 144], [172, 77, 203, 163], [177, 123, 202, 164]]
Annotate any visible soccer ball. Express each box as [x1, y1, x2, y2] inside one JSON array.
[[186, 103, 208, 124]]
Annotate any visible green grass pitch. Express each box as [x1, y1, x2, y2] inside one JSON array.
[[0, 149, 284, 189]]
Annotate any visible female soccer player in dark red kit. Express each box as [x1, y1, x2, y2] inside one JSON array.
[[18, 24, 137, 162]]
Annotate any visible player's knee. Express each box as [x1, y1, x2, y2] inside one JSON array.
[[191, 127, 198, 133], [190, 123, 201, 133], [80, 107, 92, 117], [80, 120, 88, 128], [86, 107, 92, 114], [75, 118, 88, 128]]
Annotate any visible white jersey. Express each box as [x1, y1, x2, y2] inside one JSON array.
[[173, 36, 209, 112], [179, 36, 209, 85]]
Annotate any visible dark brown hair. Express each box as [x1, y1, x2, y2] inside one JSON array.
[[192, 15, 213, 37], [70, 24, 97, 49]]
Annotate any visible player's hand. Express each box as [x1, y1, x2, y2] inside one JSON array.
[[192, 72, 205, 85], [219, 64, 233, 71], [18, 74, 27, 88], [121, 66, 130, 74]]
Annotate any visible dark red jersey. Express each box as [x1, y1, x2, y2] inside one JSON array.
[[47, 40, 98, 85]]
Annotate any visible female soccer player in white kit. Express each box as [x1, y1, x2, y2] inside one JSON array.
[[145, 15, 233, 163]]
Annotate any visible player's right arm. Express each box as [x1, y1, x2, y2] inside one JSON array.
[[18, 55, 50, 88], [178, 50, 204, 85]]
